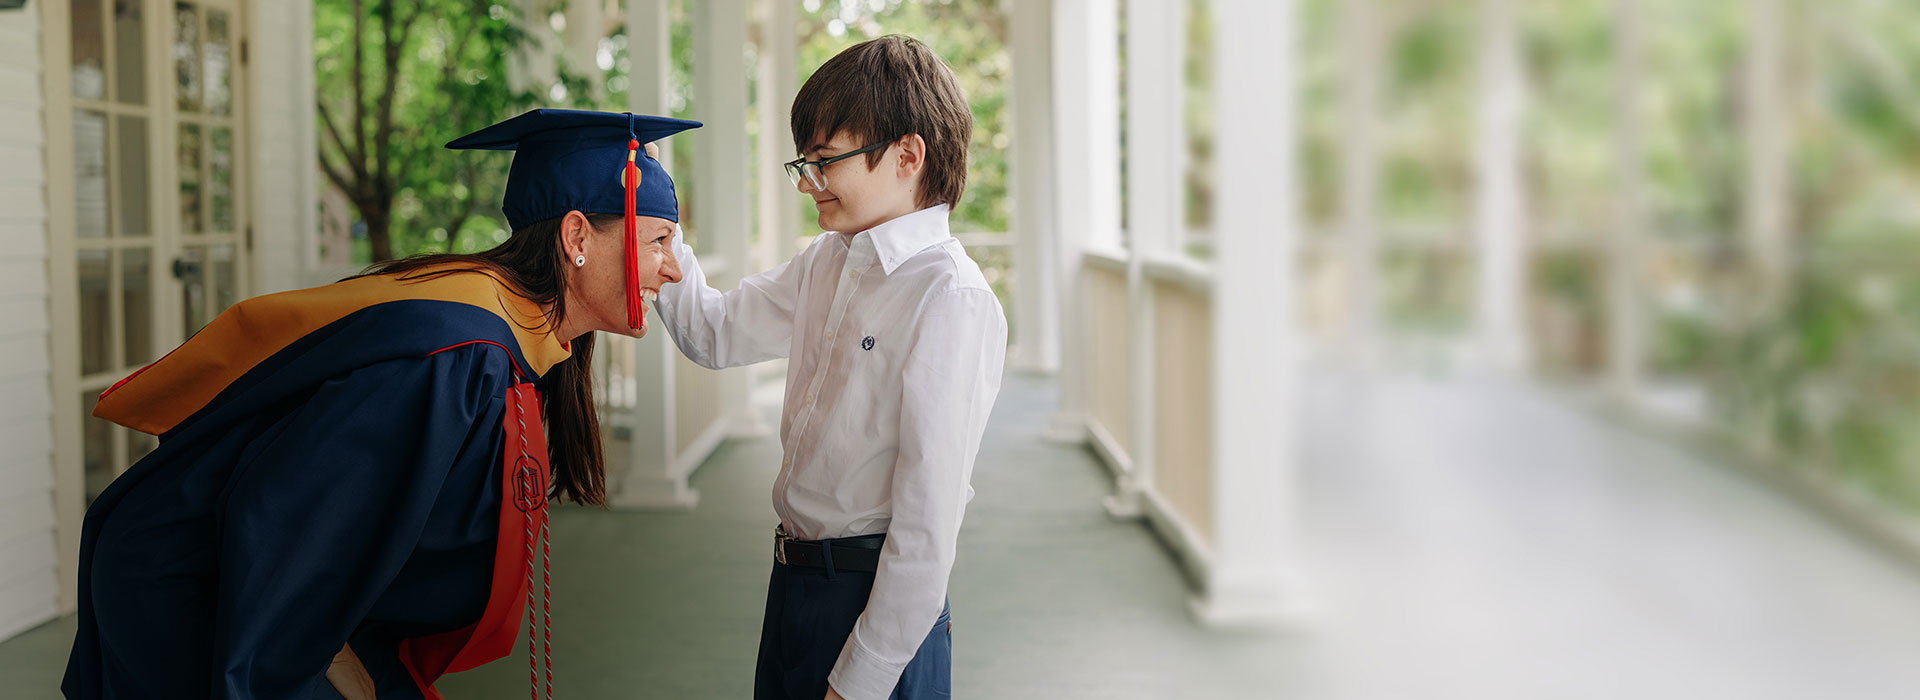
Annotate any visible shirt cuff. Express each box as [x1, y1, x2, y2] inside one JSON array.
[[826, 635, 908, 700]]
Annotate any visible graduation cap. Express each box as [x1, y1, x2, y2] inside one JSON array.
[[448, 108, 701, 330]]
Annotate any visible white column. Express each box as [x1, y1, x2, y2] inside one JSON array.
[[246, 0, 317, 295], [510, 0, 560, 98], [1742, 0, 1789, 298], [1202, 0, 1306, 625], [39, 0, 82, 617], [1471, 0, 1529, 373], [755, 0, 799, 267], [1007, 0, 1058, 372], [628, 0, 672, 127], [562, 0, 607, 102], [694, 0, 764, 436], [1606, 0, 1645, 401], [1336, 0, 1382, 371], [614, 0, 696, 508], [1044, 0, 1120, 440], [1110, 0, 1182, 517]]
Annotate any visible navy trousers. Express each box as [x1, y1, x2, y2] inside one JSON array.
[[754, 559, 952, 700]]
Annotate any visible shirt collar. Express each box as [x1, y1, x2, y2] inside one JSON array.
[[847, 204, 952, 276]]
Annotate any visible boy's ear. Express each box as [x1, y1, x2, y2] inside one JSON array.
[[894, 133, 927, 181]]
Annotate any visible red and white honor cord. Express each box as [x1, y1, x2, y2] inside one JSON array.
[[513, 379, 554, 700]]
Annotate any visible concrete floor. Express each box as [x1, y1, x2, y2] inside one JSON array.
[[8, 372, 1920, 699]]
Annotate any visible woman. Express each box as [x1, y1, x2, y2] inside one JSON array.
[[61, 110, 697, 699]]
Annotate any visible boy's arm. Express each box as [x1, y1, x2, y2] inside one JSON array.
[[652, 228, 804, 369], [827, 288, 1007, 700]]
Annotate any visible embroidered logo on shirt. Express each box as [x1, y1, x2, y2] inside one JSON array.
[[861, 336, 876, 351]]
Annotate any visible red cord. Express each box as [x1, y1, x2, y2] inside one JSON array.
[[511, 377, 554, 699], [541, 519, 554, 699]]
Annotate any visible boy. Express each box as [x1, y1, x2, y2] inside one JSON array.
[[651, 35, 1005, 700]]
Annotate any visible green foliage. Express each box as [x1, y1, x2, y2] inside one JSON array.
[[1699, 0, 1920, 510], [315, 0, 547, 262], [1710, 270, 1920, 507], [1379, 4, 1474, 227], [1183, 0, 1213, 233]]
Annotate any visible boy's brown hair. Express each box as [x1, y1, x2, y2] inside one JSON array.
[[791, 35, 973, 209]]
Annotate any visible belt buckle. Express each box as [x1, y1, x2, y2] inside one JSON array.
[[774, 526, 790, 565]]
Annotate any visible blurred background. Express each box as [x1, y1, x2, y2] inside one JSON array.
[[4, 0, 1920, 697]]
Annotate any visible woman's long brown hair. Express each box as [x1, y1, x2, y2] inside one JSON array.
[[353, 213, 618, 506]]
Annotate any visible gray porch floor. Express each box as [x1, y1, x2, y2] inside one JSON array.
[[7, 372, 1920, 698]]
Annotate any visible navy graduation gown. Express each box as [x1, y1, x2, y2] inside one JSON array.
[[63, 268, 568, 699]]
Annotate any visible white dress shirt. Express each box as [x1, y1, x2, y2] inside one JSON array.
[[652, 204, 1007, 700]]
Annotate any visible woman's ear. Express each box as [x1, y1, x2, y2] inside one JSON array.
[[560, 210, 592, 263], [894, 133, 926, 180]]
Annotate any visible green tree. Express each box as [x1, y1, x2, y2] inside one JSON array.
[[314, 0, 534, 262]]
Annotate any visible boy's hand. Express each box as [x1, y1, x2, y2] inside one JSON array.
[[644, 141, 661, 159], [824, 687, 846, 700]]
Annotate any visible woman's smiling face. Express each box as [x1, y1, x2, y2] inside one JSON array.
[[560, 211, 682, 339]]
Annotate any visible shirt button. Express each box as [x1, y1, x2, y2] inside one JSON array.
[[806, 391, 817, 403], [848, 269, 861, 280], [826, 330, 836, 342]]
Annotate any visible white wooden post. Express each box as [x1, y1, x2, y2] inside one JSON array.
[[1742, 0, 1788, 299], [1337, 0, 1381, 371], [510, 0, 560, 98], [628, 0, 672, 135], [755, 0, 799, 268], [1471, 0, 1529, 373], [35, 0, 80, 618], [1202, 0, 1307, 625], [247, 0, 318, 295], [693, 0, 763, 438], [562, 0, 606, 102], [1606, 0, 1645, 401], [1007, 0, 1058, 372], [1044, 0, 1121, 440], [1110, 0, 1181, 517], [614, 0, 697, 508]]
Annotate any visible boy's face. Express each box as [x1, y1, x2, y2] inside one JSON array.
[[797, 130, 923, 234]]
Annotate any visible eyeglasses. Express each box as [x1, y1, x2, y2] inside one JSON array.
[[783, 141, 889, 192]]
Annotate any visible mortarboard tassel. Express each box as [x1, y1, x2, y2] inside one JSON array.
[[623, 138, 644, 332]]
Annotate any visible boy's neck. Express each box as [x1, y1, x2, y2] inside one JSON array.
[[841, 201, 941, 239]]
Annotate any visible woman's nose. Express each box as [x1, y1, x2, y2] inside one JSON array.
[[661, 250, 684, 284]]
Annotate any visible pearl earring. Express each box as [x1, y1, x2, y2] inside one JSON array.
[[575, 255, 586, 266]]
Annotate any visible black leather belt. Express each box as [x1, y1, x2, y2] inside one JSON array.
[[774, 524, 885, 572]]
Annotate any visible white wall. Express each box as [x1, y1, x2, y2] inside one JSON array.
[[0, 7, 61, 642]]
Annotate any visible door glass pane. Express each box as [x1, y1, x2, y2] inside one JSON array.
[[179, 246, 208, 333], [210, 127, 233, 231], [174, 2, 201, 112], [116, 115, 150, 236], [204, 8, 232, 115], [79, 249, 112, 376], [75, 110, 109, 238], [113, 0, 147, 104], [178, 123, 202, 231], [210, 243, 236, 314], [71, 0, 106, 99], [123, 249, 152, 366], [83, 393, 112, 504]]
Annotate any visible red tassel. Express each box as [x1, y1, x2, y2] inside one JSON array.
[[623, 139, 644, 331]]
